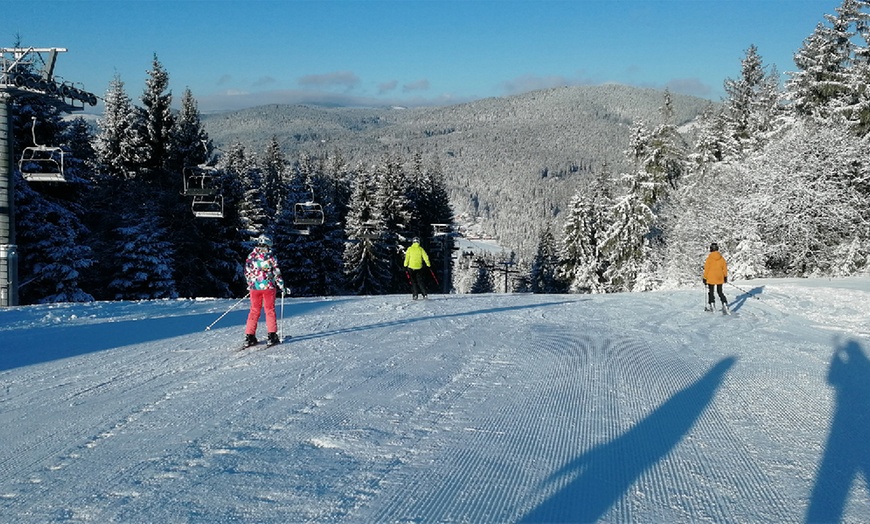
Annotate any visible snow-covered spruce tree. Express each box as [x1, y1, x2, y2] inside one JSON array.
[[343, 168, 392, 295], [138, 54, 175, 188], [406, 152, 456, 293], [722, 45, 783, 156], [787, 0, 870, 134], [559, 170, 612, 293], [94, 74, 140, 181], [160, 86, 240, 298], [374, 154, 414, 293], [307, 155, 350, 297], [602, 96, 688, 292], [169, 88, 211, 174], [261, 137, 289, 219], [224, 143, 269, 240], [14, 173, 95, 304], [61, 117, 98, 184], [271, 154, 324, 297], [108, 197, 177, 300], [528, 225, 565, 293], [469, 258, 495, 294]]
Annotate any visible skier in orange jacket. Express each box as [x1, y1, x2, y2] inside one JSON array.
[[703, 242, 729, 313]]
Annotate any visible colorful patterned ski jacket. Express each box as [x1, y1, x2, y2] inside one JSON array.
[[403, 242, 431, 270], [245, 247, 284, 291]]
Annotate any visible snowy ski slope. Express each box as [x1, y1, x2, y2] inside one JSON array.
[[1, 278, 869, 523]]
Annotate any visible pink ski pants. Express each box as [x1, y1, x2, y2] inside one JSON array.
[[245, 289, 277, 335]]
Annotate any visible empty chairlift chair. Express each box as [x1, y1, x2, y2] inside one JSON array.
[[293, 201, 324, 226], [18, 118, 66, 183], [182, 164, 224, 218]]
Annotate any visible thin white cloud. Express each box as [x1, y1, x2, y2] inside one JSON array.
[[402, 79, 430, 93], [297, 71, 361, 90], [378, 80, 399, 94]]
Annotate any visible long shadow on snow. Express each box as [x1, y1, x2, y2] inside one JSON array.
[[806, 339, 870, 523], [520, 356, 737, 523], [729, 285, 764, 313], [288, 300, 580, 343], [0, 299, 341, 372]]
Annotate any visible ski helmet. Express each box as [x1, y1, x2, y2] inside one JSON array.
[[710, 242, 719, 252], [412, 237, 420, 244], [257, 235, 273, 248]]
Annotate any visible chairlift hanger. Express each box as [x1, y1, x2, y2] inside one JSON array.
[[191, 194, 224, 218], [18, 117, 66, 183]]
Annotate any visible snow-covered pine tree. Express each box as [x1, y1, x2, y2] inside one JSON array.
[[224, 143, 269, 240], [343, 168, 392, 295], [722, 45, 782, 156], [169, 88, 211, 174], [94, 74, 140, 181], [469, 258, 495, 294], [560, 170, 612, 293], [600, 124, 659, 292], [406, 152, 456, 293], [528, 225, 564, 293], [787, 0, 870, 128], [139, 54, 175, 188], [261, 137, 288, 219], [272, 155, 322, 297], [14, 173, 95, 304], [374, 154, 413, 293], [108, 201, 177, 300]]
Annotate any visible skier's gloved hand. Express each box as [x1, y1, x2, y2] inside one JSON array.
[[702, 278, 707, 285], [724, 276, 728, 283]]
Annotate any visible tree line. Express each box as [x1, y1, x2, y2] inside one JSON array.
[[537, 0, 870, 294], [12, 55, 454, 304]]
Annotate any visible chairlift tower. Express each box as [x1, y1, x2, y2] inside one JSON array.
[[0, 47, 98, 307]]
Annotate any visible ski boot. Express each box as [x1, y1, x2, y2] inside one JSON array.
[[267, 332, 281, 346], [721, 302, 731, 315], [244, 334, 258, 347], [704, 302, 714, 312]]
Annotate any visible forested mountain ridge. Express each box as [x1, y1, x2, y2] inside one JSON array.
[[202, 84, 712, 257]]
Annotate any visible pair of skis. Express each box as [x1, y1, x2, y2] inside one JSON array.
[[704, 302, 731, 315], [237, 337, 285, 352]]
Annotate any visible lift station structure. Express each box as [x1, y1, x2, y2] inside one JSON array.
[[0, 47, 98, 306]]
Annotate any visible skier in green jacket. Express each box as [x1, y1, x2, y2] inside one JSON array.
[[403, 237, 431, 300]]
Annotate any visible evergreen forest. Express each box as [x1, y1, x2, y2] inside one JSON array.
[[9, 0, 870, 303]]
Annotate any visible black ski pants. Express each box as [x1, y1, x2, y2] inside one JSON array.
[[707, 283, 727, 305], [408, 268, 428, 298]]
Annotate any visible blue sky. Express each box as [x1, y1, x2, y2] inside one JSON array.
[[5, 0, 840, 112]]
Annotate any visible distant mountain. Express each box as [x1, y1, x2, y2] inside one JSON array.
[[202, 84, 713, 258]]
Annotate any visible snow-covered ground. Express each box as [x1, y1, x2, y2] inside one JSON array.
[[2, 278, 870, 523]]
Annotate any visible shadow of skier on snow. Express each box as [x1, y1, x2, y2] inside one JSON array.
[[805, 339, 870, 523], [520, 356, 737, 523], [728, 285, 763, 313]]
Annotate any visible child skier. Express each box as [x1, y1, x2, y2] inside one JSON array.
[[403, 237, 431, 300], [703, 242, 729, 313], [244, 235, 284, 347]]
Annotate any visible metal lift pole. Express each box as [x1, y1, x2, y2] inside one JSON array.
[[0, 47, 97, 306], [0, 91, 17, 306]]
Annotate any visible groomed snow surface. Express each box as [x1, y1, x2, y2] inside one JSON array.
[[2, 278, 870, 523]]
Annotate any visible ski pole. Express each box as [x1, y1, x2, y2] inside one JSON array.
[[727, 281, 760, 300], [205, 292, 250, 331], [428, 266, 439, 285], [280, 288, 286, 340]]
